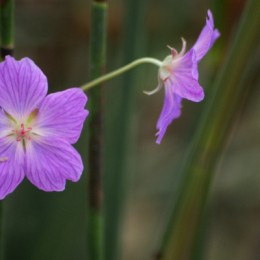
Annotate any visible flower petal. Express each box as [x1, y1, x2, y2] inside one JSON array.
[[25, 137, 83, 192], [0, 56, 48, 119], [156, 87, 182, 144], [35, 88, 88, 144], [0, 138, 25, 199], [0, 109, 12, 138], [192, 10, 220, 62], [171, 50, 204, 102]]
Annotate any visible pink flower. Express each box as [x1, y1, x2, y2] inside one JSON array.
[[0, 56, 88, 199], [146, 10, 220, 144]]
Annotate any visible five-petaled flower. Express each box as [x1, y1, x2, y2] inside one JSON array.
[[0, 56, 88, 199], [146, 10, 220, 144]]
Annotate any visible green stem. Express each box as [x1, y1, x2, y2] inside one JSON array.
[[158, 0, 260, 259], [0, 0, 14, 58], [104, 1, 148, 259], [81, 57, 162, 92], [87, 1, 107, 260]]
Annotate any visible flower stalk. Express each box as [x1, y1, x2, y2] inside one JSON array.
[[81, 57, 162, 92], [157, 0, 260, 259], [87, 1, 108, 260], [0, 0, 14, 58]]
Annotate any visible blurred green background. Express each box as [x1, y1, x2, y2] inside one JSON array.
[[4, 0, 260, 259]]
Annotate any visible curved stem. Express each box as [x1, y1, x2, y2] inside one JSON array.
[[81, 57, 162, 92]]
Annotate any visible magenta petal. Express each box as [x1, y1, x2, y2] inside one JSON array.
[[211, 29, 220, 47], [0, 138, 25, 199], [36, 88, 88, 144], [172, 50, 204, 102], [0, 109, 11, 138], [156, 88, 182, 144], [0, 56, 48, 118], [25, 137, 83, 192], [192, 10, 220, 62]]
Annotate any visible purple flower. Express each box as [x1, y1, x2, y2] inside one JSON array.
[[146, 10, 220, 144], [0, 56, 88, 199]]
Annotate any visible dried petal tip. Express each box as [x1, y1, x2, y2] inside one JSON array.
[[206, 10, 214, 28]]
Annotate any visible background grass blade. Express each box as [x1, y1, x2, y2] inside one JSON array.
[[87, 1, 108, 260], [0, 0, 14, 58], [104, 0, 147, 259]]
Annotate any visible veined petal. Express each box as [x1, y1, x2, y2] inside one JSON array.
[[0, 56, 47, 119], [192, 10, 220, 62], [35, 88, 88, 144], [0, 109, 12, 138], [0, 138, 25, 199], [171, 50, 204, 102], [156, 87, 182, 144], [25, 137, 83, 192]]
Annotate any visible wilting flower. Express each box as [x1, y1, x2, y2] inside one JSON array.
[[0, 56, 88, 199], [146, 10, 220, 144]]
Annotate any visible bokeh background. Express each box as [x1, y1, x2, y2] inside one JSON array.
[[3, 0, 260, 259]]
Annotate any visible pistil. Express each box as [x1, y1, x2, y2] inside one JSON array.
[[12, 123, 32, 141]]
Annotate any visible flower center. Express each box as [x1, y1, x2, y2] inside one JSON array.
[[160, 55, 173, 81], [12, 123, 32, 142]]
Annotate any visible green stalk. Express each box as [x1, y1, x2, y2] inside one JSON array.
[[158, 1, 260, 259], [103, 1, 148, 260], [0, 0, 14, 58], [87, 1, 107, 260], [81, 57, 161, 92]]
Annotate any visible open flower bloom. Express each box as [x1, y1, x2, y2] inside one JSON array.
[[0, 56, 88, 199], [146, 10, 220, 144]]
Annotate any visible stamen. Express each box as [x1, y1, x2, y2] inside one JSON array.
[[21, 123, 25, 135], [167, 45, 178, 57], [13, 123, 32, 142], [179, 37, 187, 56], [143, 80, 163, 96]]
